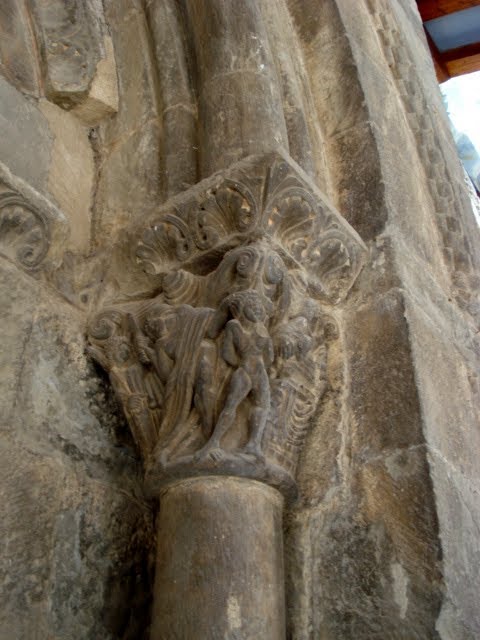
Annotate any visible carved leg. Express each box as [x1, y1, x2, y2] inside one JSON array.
[[126, 394, 157, 457], [194, 343, 217, 439], [195, 367, 251, 461], [243, 407, 268, 460], [244, 368, 270, 458]]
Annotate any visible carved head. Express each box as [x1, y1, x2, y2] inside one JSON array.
[[234, 246, 260, 278], [233, 245, 285, 289], [143, 304, 178, 341], [264, 253, 285, 285], [226, 289, 273, 324], [296, 332, 313, 359], [108, 336, 133, 366], [278, 316, 314, 361]]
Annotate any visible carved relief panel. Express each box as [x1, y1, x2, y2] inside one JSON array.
[[88, 153, 367, 496]]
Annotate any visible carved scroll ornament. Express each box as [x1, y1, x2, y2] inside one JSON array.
[[88, 153, 367, 496], [0, 192, 49, 269]]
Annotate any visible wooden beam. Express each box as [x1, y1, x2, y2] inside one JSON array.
[[434, 55, 452, 80], [421, 15, 480, 79], [425, 29, 451, 80], [441, 40, 480, 61], [432, 41, 480, 77], [417, 0, 480, 21], [446, 52, 480, 75]]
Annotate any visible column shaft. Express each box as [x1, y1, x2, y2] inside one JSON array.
[[151, 476, 286, 640]]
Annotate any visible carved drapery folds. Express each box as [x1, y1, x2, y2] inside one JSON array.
[[88, 153, 367, 496]]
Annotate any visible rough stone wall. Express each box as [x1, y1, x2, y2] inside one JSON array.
[[0, 3, 154, 639], [286, 2, 480, 639], [0, 262, 154, 640], [0, 1, 479, 639]]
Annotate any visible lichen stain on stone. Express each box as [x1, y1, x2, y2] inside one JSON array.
[[391, 561, 409, 619], [227, 594, 242, 632]]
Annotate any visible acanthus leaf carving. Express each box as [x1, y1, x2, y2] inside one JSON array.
[[89, 153, 366, 496], [135, 154, 365, 304]]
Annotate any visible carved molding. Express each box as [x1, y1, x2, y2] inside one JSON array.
[[0, 162, 69, 273], [88, 153, 367, 496], [136, 153, 365, 305], [0, 192, 49, 269]]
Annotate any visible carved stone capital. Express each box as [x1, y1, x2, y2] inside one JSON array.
[[88, 153, 367, 496]]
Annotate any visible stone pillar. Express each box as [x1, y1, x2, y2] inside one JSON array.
[[151, 477, 285, 639], [87, 151, 367, 636]]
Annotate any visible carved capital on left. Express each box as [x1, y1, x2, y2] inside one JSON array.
[[0, 192, 49, 269], [0, 164, 70, 273]]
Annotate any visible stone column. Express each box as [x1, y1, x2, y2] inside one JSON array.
[[151, 477, 285, 639], [87, 151, 367, 637]]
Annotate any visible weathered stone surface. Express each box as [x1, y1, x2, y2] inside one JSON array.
[[39, 100, 94, 253], [285, 3, 480, 639], [0, 0, 479, 638], [30, 0, 101, 108], [0, 1, 41, 96], [0, 77, 96, 257], [94, 0, 162, 244], [186, 0, 289, 177], [405, 295, 480, 639], [0, 76, 52, 192], [71, 35, 119, 127], [94, 121, 162, 244], [144, 0, 197, 198], [0, 259, 154, 639]]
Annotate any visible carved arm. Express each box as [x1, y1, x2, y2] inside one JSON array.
[[222, 319, 241, 367], [207, 298, 231, 339], [264, 335, 274, 368]]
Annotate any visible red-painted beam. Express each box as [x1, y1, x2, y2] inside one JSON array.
[[417, 0, 480, 21]]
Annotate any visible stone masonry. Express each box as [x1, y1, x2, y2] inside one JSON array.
[[0, 1, 479, 638]]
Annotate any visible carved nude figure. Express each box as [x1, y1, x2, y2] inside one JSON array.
[[87, 327, 158, 458], [136, 305, 177, 385], [195, 290, 274, 461]]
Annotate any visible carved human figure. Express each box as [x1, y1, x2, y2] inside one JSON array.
[[208, 243, 290, 321], [274, 315, 312, 363], [273, 309, 332, 390], [138, 305, 177, 385], [87, 327, 159, 458], [135, 301, 217, 461], [196, 290, 274, 461]]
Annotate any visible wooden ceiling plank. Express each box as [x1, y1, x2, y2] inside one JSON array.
[[417, 0, 480, 22], [446, 52, 480, 75]]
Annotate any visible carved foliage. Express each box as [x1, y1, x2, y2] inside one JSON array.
[[136, 180, 258, 275], [0, 192, 49, 269], [136, 155, 366, 304]]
